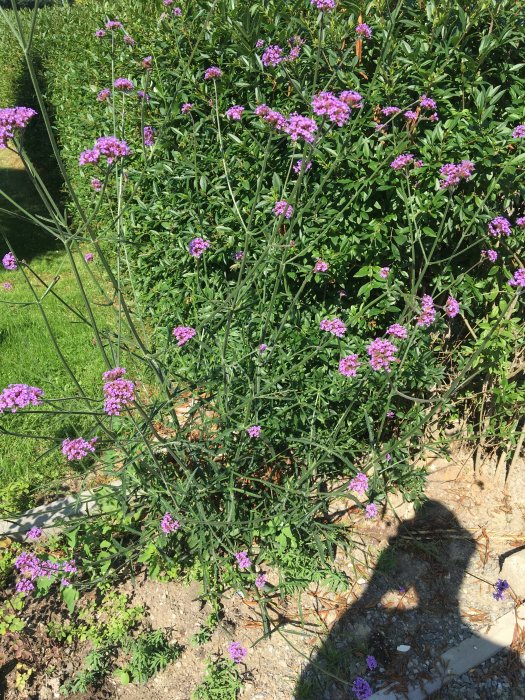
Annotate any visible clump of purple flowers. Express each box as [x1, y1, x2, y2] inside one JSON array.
[[204, 66, 222, 80], [417, 294, 436, 328], [339, 354, 360, 377], [189, 237, 211, 258], [102, 368, 135, 416], [313, 259, 329, 273], [255, 573, 267, 589], [294, 159, 312, 175], [381, 106, 400, 117], [352, 677, 373, 700], [516, 217, 525, 227], [390, 153, 416, 170], [482, 249, 498, 263], [161, 512, 180, 534], [79, 136, 131, 166], [310, 0, 335, 9], [2, 252, 17, 270], [172, 326, 196, 346], [273, 200, 293, 219], [2, 282, 13, 291], [84, 250, 95, 262], [488, 216, 511, 237], [225, 105, 245, 120], [97, 88, 110, 102], [367, 338, 398, 372], [27, 527, 42, 540], [508, 268, 525, 288], [445, 296, 460, 318], [0, 106, 37, 148], [387, 324, 407, 339], [493, 578, 509, 601], [247, 425, 261, 438], [355, 23, 372, 39], [348, 472, 369, 495], [284, 113, 318, 142], [142, 56, 153, 69], [320, 317, 347, 338], [143, 125, 155, 146], [366, 654, 378, 670], [419, 94, 437, 110], [61, 437, 97, 461], [340, 90, 363, 108], [512, 124, 525, 139], [228, 641, 247, 664], [379, 266, 390, 278], [114, 78, 134, 91], [439, 160, 475, 188], [312, 91, 351, 127], [261, 44, 284, 67], [365, 503, 378, 519], [235, 551, 252, 570], [0, 384, 43, 413], [404, 110, 418, 121], [181, 103, 193, 114], [14, 552, 77, 594]]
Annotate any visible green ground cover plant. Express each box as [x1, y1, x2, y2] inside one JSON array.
[[0, 0, 523, 694]]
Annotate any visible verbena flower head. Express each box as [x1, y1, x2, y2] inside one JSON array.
[[256, 39, 265, 49], [261, 44, 284, 67], [142, 56, 153, 69], [379, 266, 390, 278], [284, 113, 318, 142], [365, 503, 378, 519], [488, 216, 511, 237], [2, 252, 17, 270], [313, 259, 329, 273], [255, 573, 267, 589], [79, 136, 131, 166], [387, 324, 407, 339], [516, 216, 525, 227], [339, 354, 360, 377], [247, 425, 261, 438], [430, 111, 439, 122], [419, 94, 437, 110], [482, 249, 498, 263], [404, 110, 418, 121], [366, 654, 378, 670], [143, 125, 155, 146], [355, 23, 372, 39], [311, 91, 350, 126], [95, 29, 106, 38], [310, 0, 335, 10], [390, 153, 415, 170], [273, 200, 293, 219], [352, 677, 373, 700], [114, 78, 134, 91], [508, 268, 525, 288], [188, 237, 210, 258], [61, 437, 98, 461], [228, 641, 247, 664], [137, 90, 150, 101], [386, 410, 395, 418], [0, 384, 43, 413], [512, 124, 525, 139], [225, 105, 245, 120], [0, 107, 37, 148], [172, 326, 196, 346], [417, 294, 436, 327], [97, 88, 111, 102], [173, 7, 182, 16], [439, 160, 475, 188], [84, 252, 94, 263], [105, 20, 124, 30], [381, 106, 400, 116], [235, 551, 252, 569], [348, 472, 368, 495], [320, 317, 347, 338], [293, 159, 312, 175], [181, 102, 193, 114], [339, 90, 363, 108], [204, 66, 222, 80], [16, 579, 35, 594], [233, 251, 244, 261], [445, 296, 460, 318], [2, 282, 13, 291], [493, 578, 509, 601], [258, 343, 267, 354], [102, 369, 135, 416], [367, 338, 398, 372], [123, 35, 135, 46], [161, 512, 180, 534], [27, 527, 42, 540]]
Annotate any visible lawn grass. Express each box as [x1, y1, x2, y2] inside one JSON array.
[[0, 148, 114, 513]]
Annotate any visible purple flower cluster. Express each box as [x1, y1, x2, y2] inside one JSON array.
[[387, 324, 408, 339], [27, 527, 42, 540], [142, 56, 153, 69], [189, 237, 210, 258], [404, 110, 418, 121], [320, 317, 347, 338], [390, 153, 418, 170], [516, 217, 525, 227], [488, 216, 511, 237], [482, 249, 498, 263], [143, 125, 155, 146], [493, 578, 509, 601], [0, 384, 43, 413], [379, 266, 390, 278], [310, 0, 335, 9], [114, 78, 134, 91], [512, 124, 525, 139], [273, 200, 293, 219], [0, 107, 37, 148], [294, 159, 312, 175], [284, 113, 318, 142], [255, 104, 287, 130], [339, 354, 360, 377], [417, 295, 436, 327], [247, 425, 261, 438], [181, 103, 193, 114], [381, 106, 400, 117], [352, 677, 373, 699], [365, 503, 378, 519], [161, 512, 180, 534], [340, 90, 363, 108], [79, 136, 131, 166], [508, 268, 525, 288], [228, 641, 247, 663], [84, 252, 94, 263], [255, 573, 267, 589], [235, 551, 252, 569], [105, 20, 124, 31], [97, 88, 111, 102], [419, 94, 437, 110], [366, 654, 378, 670], [444, 296, 460, 318], [204, 66, 222, 81], [172, 326, 196, 346], [367, 338, 397, 372], [14, 552, 77, 594], [312, 91, 351, 127], [355, 23, 372, 39], [348, 472, 369, 494], [2, 282, 13, 291], [2, 252, 17, 270], [102, 368, 135, 416], [313, 259, 329, 273], [261, 44, 284, 67], [61, 436, 97, 461], [225, 105, 245, 120], [439, 160, 475, 188]]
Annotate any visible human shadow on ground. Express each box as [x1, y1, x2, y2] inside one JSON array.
[[295, 500, 523, 699]]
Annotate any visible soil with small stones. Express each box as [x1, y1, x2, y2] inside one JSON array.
[[1, 451, 524, 699]]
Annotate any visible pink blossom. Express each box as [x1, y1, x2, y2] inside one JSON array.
[[339, 354, 360, 377], [61, 437, 97, 461], [417, 294, 436, 328], [228, 641, 247, 663], [204, 66, 222, 80], [365, 503, 378, 519], [247, 425, 261, 438], [273, 200, 293, 219], [225, 105, 245, 120], [161, 512, 180, 534], [0, 384, 43, 413], [387, 324, 407, 339], [313, 259, 329, 273], [367, 338, 398, 372], [355, 23, 372, 39], [444, 296, 460, 318], [172, 326, 196, 346], [348, 472, 369, 495], [508, 268, 525, 288], [320, 317, 347, 338]]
